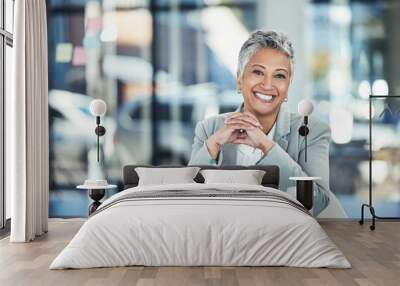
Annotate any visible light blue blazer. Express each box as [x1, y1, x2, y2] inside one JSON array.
[[188, 104, 330, 216]]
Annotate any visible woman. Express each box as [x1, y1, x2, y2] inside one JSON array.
[[188, 30, 330, 216]]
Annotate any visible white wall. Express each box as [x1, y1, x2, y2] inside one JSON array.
[[257, 0, 311, 113]]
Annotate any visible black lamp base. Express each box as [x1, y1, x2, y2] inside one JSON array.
[[296, 180, 314, 210], [88, 189, 105, 215]]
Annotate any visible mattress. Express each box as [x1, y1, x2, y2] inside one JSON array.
[[50, 183, 350, 269]]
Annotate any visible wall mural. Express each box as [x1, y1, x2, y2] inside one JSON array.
[[47, 0, 400, 219]]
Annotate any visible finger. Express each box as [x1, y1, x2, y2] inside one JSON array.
[[225, 123, 255, 130], [230, 111, 258, 121], [226, 112, 243, 120], [225, 118, 258, 127], [242, 111, 259, 122], [232, 139, 246, 144], [226, 121, 255, 128], [228, 112, 251, 119], [225, 117, 261, 128], [241, 112, 261, 126], [241, 113, 263, 127], [231, 138, 253, 146], [226, 117, 260, 126]]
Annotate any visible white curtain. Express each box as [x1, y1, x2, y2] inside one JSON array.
[[7, 0, 49, 242]]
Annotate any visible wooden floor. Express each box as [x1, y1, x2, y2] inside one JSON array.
[[0, 220, 399, 286]]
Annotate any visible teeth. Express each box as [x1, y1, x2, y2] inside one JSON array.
[[255, 92, 273, 102]]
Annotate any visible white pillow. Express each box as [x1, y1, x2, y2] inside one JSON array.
[[135, 167, 200, 186], [200, 169, 266, 185]]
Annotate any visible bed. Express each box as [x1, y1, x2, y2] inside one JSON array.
[[50, 165, 350, 269]]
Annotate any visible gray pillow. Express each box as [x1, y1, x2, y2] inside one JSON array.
[[200, 169, 266, 185], [135, 167, 201, 186]]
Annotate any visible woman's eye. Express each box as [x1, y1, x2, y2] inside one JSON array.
[[253, 70, 264, 76], [275, 74, 286, 79]]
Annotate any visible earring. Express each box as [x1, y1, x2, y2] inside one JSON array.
[[238, 89, 242, 94], [284, 97, 288, 102]]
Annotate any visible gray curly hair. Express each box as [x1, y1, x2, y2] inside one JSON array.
[[237, 30, 294, 79]]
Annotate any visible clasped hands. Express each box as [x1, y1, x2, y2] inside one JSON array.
[[206, 112, 275, 160]]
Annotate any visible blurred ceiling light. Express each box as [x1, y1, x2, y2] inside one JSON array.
[[359, 51, 369, 77], [359, 161, 388, 185], [83, 34, 100, 49], [371, 104, 376, 118], [103, 10, 152, 47], [86, 18, 102, 34], [100, 25, 118, 42], [103, 55, 152, 82], [85, 0, 101, 19], [202, 7, 249, 75], [329, 70, 347, 97], [373, 51, 383, 76], [329, 6, 352, 25], [103, 0, 147, 10], [317, 100, 331, 114], [354, 100, 374, 119], [204, 105, 219, 119], [362, 101, 374, 119], [330, 106, 353, 144], [358, 80, 371, 99], [72, 46, 86, 66], [372, 79, 389, 96], [371, 161, 388, 184], [55, 43, 73, 63], [204, 0, 221, 4]]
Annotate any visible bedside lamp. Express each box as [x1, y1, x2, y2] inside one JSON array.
[[290, 99, 320, 212], [298, 99, 314, 162], [79, 99, 116, 216], [89, 99, 107, 162]]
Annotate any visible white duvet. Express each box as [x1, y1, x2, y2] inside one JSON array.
[[50, 183, 351, 269]]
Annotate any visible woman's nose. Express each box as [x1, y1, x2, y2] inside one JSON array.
[[261, 75, 273, 89]]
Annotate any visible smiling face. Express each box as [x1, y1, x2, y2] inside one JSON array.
[[237, 48, 291, 117]]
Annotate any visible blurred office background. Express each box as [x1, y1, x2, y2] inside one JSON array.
[[44, 0, 400, 218]]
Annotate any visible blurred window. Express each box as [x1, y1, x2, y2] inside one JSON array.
[[1, 0, 14, 230], [78, 106, 92, 117], [47, 0, 257, 217], [180, 104, 193, 123], [49, 106, 66, 120], [310, 0, 400, 217], [158, 103, 171, 121], [129, 105, 143, 120]]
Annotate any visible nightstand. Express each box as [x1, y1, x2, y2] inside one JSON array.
[[77, 181, 117, 215], [289, 177, 320, 210]]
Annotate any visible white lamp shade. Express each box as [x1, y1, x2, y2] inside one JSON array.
[[90, 99, 107, 116], [298, 99, 314, 116]]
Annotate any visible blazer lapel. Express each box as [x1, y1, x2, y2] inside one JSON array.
[[273, 105, 291, 151], [277, 137, 289, 151]]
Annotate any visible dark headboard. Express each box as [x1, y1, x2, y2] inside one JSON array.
[[123, 165, 280, 189]]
